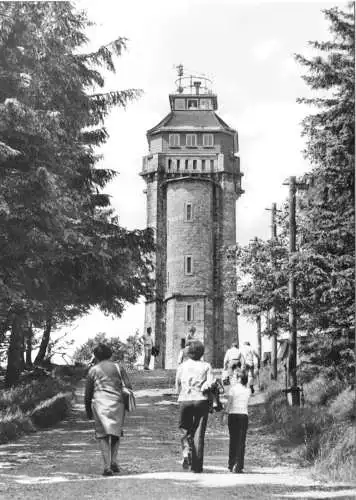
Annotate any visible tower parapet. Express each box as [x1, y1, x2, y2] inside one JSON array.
[[141, 69, 243, 368]]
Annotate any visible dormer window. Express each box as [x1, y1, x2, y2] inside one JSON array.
[[169, 134, 180, 147], [186, 134, 197, 147], [203, 134, 214, 147], [187, 99, 198, 109]]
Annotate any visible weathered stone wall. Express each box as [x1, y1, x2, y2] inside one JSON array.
[[166, 179, 214, 296], [141, 108, 242, 368]]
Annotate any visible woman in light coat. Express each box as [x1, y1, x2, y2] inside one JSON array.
[[85, 343, 132, 476]]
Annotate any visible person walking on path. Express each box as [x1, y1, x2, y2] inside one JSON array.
[[223, 341, 242, 384], [176, 340, 214, 473], [141, 327, 153, 370], [224, 368, 250, 473], [177, 338, 187, 365], [240, 341, 260, 394], [185, 326, 197, 346], [85, 343, 133, 476]]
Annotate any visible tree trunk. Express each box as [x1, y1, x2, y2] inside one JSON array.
[[5, 314, 25, 387], [34, 315, 52, 365], [25, 324, 33, 368]]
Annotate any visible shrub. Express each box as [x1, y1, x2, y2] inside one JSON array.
[[0, 410, 34, 444], [262, 383, 286, 424], [328, 387, 355, 422], [314, 423, 356, 482], [0, 368, 79, 443], [303, 376, 344, 406], [0, 377, 70, 414], [263, 385, 334, 460], [31, 392, 72, 428]]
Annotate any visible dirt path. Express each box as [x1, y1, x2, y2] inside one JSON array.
[[0, 371, 354, 500]]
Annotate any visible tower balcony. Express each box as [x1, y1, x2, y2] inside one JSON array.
[[142, 152, 242, 177]]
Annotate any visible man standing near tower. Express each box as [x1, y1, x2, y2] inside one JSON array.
[[185, 326, 197, 347], [223, 341, 242, 384], [141, 327, 153, 371]]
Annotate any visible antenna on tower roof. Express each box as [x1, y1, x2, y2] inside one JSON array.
[[175, 64, 184, 93]]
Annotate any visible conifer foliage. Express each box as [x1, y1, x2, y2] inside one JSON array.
[[234, 6, 354, 383], [294, 6, 354, 380], [0, 2, 154, 386]]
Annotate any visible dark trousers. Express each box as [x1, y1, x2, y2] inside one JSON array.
[[179, 400, 209, 472], [144, 347, 151, 369], [228, 413, 248, 471]]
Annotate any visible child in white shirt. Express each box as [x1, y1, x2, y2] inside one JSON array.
[[224, 369, 250, 473]]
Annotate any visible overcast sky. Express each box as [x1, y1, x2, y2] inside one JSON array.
[[56, 0, 342, 358]]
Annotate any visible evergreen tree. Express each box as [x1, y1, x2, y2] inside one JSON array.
[[294, 5, 355, 381], [0, 2, 153, 386]]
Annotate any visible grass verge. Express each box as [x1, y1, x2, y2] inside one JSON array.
[[263, 376, 355, 482]]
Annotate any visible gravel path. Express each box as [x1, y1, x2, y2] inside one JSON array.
[[0, 371, 354, 500]]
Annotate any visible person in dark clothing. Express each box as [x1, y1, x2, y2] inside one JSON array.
[[176, 340, 213, 473], [224, 369, 250, 473]]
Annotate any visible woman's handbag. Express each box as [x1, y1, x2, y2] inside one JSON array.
[[122, 388, 136, 412], [116, 364, 136, 412]]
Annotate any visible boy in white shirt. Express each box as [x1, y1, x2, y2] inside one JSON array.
[[224, 368, 250, 473]]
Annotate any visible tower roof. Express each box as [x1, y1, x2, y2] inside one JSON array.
[[147, 110, 235, 136]]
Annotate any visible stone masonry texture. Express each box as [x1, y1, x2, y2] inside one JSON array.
[[140, 86, 243, 368]]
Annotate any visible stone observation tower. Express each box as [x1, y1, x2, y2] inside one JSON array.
[[140, 66, 243, 368]]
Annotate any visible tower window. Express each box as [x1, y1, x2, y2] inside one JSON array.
[[168, 159, 172, 170], [186, 134, 197, 147], [174, 99, 185, 110], [200, 99, 212, 110], [185, 159, 189, 170], [210, 159, 215, 169], [176, 159, 180, 171], [186, 304, 193, 322], [203, 134, 214, 147], [187, 99, 198, 109], [185, 203, 193, 221], [169, 134, 180, 147], [193, 159, 197, 169], [201, 159, 206, 170], [185, 255, 193, 275]]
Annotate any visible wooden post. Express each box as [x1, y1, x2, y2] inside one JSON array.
[[270, 203, 278, 380], [288, 176, 298, 405], [256, 314, 262, 362], [236, 311, 240, 348]]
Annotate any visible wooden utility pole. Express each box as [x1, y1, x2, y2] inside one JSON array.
[[266, 202, 278, 379], [236, 310, 240, 348], [288, 176, 298, 404], [256, 314, 262, 363]]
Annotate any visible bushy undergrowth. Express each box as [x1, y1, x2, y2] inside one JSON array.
[[263, 371, 355, 481], [31, 392, 72, 428], [0, 410, 34, 444], [327, 387, 355, 422], [303, 375, 345, 406], [0, 367, 81, 443], [314, 422, 355, 482], [0, 377, 70, 414], [263, 386, 333, 460]]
